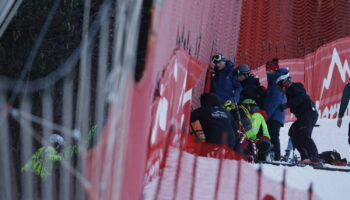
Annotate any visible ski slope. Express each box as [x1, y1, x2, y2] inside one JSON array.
[[143, 117, 350, 200], [256, 116, 350, 200]]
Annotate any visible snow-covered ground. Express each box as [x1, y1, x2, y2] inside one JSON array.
[[144, 117, 350, 200], [257, 116, 350, 200]]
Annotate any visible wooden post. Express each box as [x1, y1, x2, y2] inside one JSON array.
[[234, 159, 242, 200], [308, 183, 313, 200], [281, 168, 286, 200], [256, 165, 262, 200]]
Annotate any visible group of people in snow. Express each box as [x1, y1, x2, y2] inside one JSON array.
[[190, 53, 320, 163]]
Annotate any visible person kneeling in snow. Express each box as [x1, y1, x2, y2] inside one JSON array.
[[276, 74, 320, 163], [238, 99, 272, 161], [190, 93, 237, 150]]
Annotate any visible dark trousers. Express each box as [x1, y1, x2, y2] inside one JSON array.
[[289, 112, 319, 162], [256, 139, 272, 161], [267, 120, 282, 160]]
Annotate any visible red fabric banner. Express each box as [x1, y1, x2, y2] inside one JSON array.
[[143, 50, 319, 200], [144, 50, 208, 184], [253, 36, 350, 121]]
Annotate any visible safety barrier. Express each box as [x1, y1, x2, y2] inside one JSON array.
[[85, 1, 350, 199], [142, 49, 320, 200], [236, 0, 350, 69], [253, 36, 350, 121]]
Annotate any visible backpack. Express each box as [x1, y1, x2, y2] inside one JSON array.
[[319, 150, 347, 166]]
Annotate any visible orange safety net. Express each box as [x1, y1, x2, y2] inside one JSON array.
[[86, 0, 350, 199], [236, 0, 350, 69]]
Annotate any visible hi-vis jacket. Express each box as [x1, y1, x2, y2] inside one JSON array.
[[245, 109, 271, 141]]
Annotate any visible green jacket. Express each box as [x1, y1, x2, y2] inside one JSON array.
[[22, 146, 61, 178], [245, 111, 271, 140], [339, 83, 350, 118]]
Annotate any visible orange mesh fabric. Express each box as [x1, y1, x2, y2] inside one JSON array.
[[236, 0, 350, 69]]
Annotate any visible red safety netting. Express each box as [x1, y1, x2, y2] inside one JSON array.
[[85, 0, 350, 199], [150, 0, 243, 109], [142, 50, 319, 200], [253, 36, 350, 121], [237, 0, 350, 69]]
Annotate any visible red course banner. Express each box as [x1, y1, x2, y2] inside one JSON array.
[[145, 50, 207, 184], [253, 36, 350, 121], [143, 50, 319, 200]]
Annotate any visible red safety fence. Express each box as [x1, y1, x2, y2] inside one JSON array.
[[237, 0, 350, 69], [149, 0, 243, 109], [84, 0, 350, 199], [142, 49, 320, 200], [85, 0, 243, 198], [253, 36, 350, 121]]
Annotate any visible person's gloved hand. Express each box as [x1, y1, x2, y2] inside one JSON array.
[[337, 118, 342, 128], [279, 104, 287, 111]]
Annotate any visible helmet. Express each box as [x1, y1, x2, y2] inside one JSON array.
[[276, 73, 292, 88], [234, 64, 250, 76], [212, 53, 226, 63], [49, 134, 65, 150], [241, 99, 257, 105]]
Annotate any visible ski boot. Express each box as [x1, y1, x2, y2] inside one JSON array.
[[281, 150, 290, 162]]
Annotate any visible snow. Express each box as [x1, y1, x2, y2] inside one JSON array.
[[257, 116, 350, 200], [143, 117, 350, 200]]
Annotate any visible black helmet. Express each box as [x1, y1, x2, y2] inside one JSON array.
[[276, 73, 292, 88], [234, 64, 250, 76], [212, 53, 226, 63]]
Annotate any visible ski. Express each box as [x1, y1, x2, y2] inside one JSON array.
[[312, 165, 350, 172], [257, 161, 300, 167], [257, 161, 350, 172]]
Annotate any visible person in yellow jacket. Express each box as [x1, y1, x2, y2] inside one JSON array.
[[239, 99, 273, 161]]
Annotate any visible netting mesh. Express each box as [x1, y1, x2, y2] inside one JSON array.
[[0, 0, 349, 199], [149, 0, 242, 109], [236, 0, 350, 69], [0, 0, 143, 199]]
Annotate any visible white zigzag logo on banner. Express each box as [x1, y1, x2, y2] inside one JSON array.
[[320, 48, 350, 99]]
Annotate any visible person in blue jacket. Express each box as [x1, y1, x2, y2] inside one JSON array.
[[264, 58, 289, 160], [211, 53, 242, 104]]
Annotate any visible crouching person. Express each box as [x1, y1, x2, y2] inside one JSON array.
[[190, 93, 237, 150], [238, 99, 272, 161]]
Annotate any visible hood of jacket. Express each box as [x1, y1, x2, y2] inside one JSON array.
[[200, 93, 221, 107]]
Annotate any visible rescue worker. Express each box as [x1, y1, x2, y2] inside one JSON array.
[[211, 53, 242, 104], [264, 58, 289, 160], [233, 64, 266, 108], [239, 99, 272, 161], [190, 93, 237, 150], [22, 134, 65, 178], [277, 74, 320, 163]]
